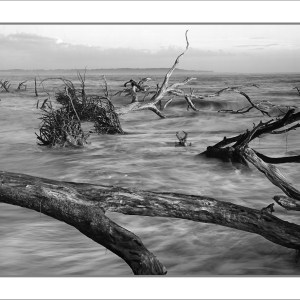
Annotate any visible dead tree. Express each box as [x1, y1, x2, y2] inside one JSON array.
[[0, 80, 11, 92], [34, 77, 39, 97], [118, 78, 152, 103], [162, 83, 295, 117], [17, 81, 27, 91], [293, 86, 300, 96], [175, 131, 191, 147], [202, 109, 300, 220], [202, 109, 300, 164], [115, 31, 196, 118], [2, 170, 300, 275], [189, 85, 293, 116]]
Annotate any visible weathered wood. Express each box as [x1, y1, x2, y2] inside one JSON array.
[[17, 81, 27, 91], [34, 77, 38, 97], [0, 171, 166, 275], [242, 148, 300, 201], [202, 109, 300, 164], [1, 169, 300, 277], [0, 80, 11, 92], [76, 185, 300, 250], [254, 150, 300, 164], [115, 31, 194, 118], [203, 112, 300, 216], [274, 195, 300, 211]]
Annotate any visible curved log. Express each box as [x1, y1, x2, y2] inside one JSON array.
[[0, 171, 166, 275], [1, 170, 300, 277]]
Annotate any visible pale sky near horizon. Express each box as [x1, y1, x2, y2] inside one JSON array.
[[0, 24, 300, 73]]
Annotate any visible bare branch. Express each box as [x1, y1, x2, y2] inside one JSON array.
[[293, 87, 300, 96], [272, 123, 300, 134], [65, 87, 81, 123], [0, 80, 11, 92], [17, 81, 27, 91], [162, 98, 174, 111], [274, 195, 300, 211], [115, 31, 191, 118], [184, 96, 199, 111], [34, 77, 39, 97], [243, 147, 300, 201], [253, 150, 300, 164], [153, 30, 190, 102]]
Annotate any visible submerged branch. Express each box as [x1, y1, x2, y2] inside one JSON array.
[[274, 195, 300, 211], [242, 148, 300, 201], [1, 170, 300, 276], [254, 150, 300, 164], [0, 170, 166, 275]]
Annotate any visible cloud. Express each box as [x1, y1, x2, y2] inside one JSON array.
[[235, 43, 279, 48], [0, 32, 299, 73], [0, 33, 233, 70], [250, 36, 266, 40]]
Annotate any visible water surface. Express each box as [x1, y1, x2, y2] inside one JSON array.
[[0, 70, 300, 276]]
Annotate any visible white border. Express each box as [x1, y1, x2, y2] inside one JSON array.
[[1, 277, 300, 299], [0, 1, 299, 23], [1, 1, 300, 300]]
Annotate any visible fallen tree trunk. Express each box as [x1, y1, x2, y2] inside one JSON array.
[[202, 109, 300, 165], [1, 170, 300, 275], [0, 171, 166, 275], [202, 112, 300, 215]]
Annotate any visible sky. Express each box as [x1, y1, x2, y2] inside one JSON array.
[[0, 24, 300, 73]]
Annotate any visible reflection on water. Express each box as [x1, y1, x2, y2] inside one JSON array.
[[0, 71, 300, 275]]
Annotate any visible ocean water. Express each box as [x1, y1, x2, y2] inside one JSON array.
[[0, 69, 300, 276]]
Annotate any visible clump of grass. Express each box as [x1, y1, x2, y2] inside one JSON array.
[[91, 96, 124, 134], [36, 102, 89, 147], [54, 75, 124, 134], [36, 74, 124, 147]]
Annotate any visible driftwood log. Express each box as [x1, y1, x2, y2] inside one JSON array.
[[1, 170, 300, 275], [0, 80, 11, 92], [202, 108, 300, 219], [202, 109, 300, 165]]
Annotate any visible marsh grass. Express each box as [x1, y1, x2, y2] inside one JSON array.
[[56, 90, 124, 134], [36, 75, 124, 147], [36, 103, 89, 147]]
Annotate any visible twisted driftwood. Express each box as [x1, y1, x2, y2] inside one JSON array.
[[17, 81, 27, 91], [0, 80, 11, 92], [115, 31, 196, 118], [1, 170, 300, 275], [203, 109, 300, 214], [242, 147, 300, 212], [202, 109, 300, 164]]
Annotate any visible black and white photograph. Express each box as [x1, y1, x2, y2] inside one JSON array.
[[1, 0, 300, 298]]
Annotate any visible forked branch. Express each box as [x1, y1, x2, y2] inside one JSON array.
[[115, 31, 193, 118]]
